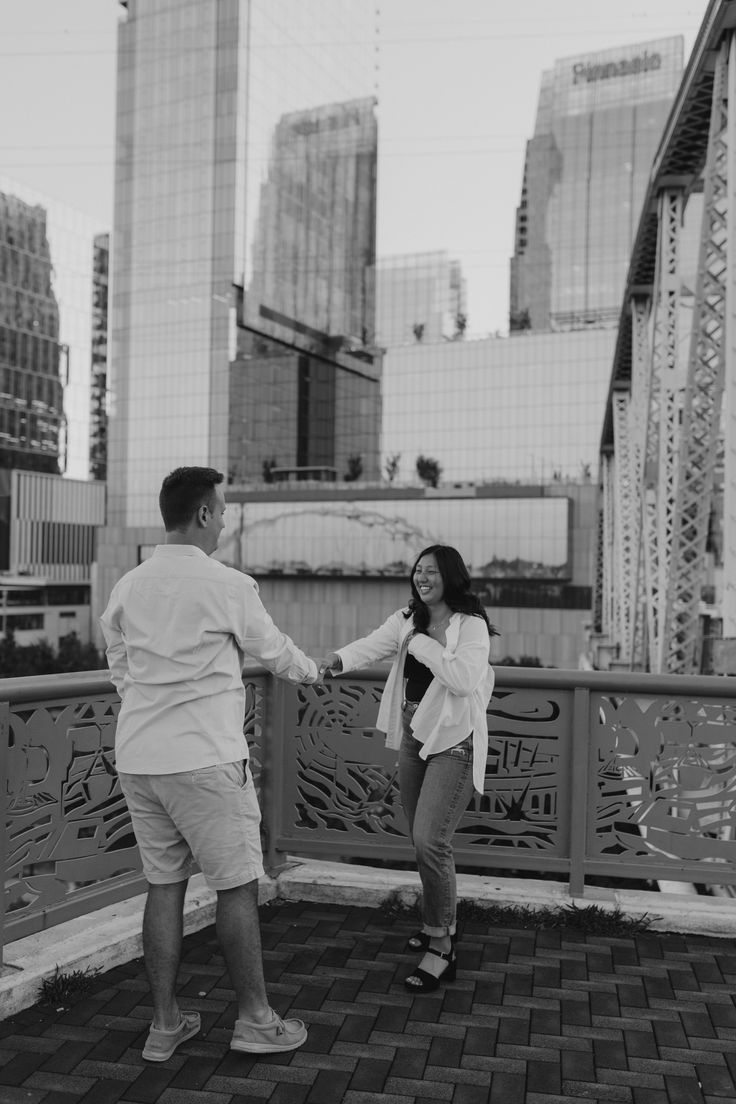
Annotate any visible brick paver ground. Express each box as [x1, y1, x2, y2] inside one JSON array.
[[1, 900, 735, 1104]]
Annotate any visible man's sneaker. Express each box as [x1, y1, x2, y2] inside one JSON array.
[[142, 1011, 201, 1061], [230, 1008, 307, 1053]]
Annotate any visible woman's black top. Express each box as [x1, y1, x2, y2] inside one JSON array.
[[403, 650, 433, 702]]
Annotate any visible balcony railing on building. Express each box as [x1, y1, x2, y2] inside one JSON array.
[[3, 664, 736, 960]]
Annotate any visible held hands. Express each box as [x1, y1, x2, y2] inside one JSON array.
[[315, 652, 342, 681]]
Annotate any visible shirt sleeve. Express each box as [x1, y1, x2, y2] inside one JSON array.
[[99, 587, 128, 698], [406, 615, 490, 696], [233, 576, 318, 683], [336, 610, 406, 672]]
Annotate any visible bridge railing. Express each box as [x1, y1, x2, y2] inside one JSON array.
[[3, 664, 736, 960]]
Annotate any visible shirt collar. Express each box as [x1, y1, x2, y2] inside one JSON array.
[[153, 544, 210, 559]]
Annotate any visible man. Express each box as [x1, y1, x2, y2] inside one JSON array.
[[101, 466, 319, 1062]]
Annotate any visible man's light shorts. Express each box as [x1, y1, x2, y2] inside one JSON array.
[[118, 760, 265, 890]]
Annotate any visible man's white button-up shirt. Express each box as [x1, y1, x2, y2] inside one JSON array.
[[100, 544, 317, 774]]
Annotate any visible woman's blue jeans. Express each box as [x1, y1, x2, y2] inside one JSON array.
[[398, 702, 474, 937]]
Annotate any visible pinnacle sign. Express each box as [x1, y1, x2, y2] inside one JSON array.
[[572, 50, 662, 85]]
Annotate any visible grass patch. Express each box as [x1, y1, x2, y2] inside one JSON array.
[[379, 891, 656, 938], [39, 964, 100, 1007]]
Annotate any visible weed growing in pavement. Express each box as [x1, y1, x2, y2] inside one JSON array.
[[379, 893, 656, 938], [39, 964, 100, 1007]]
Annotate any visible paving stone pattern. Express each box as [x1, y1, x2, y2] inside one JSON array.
[[1, 901, 735, 1103]]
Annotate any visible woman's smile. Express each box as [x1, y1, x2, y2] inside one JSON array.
[[414, 555, 444, 604]]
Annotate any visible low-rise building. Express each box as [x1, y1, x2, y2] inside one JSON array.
[[0, 469, 105, 648]]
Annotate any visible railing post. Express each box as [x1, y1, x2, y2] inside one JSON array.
[[568, 686, 591, 898], [0, 700, 8, 965], [261, 673, 288, 876]]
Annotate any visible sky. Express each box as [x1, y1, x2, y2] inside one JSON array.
[[0, 0, 711, 337]]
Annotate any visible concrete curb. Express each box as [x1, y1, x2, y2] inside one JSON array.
[[2, 860, 736, 1019], [279, 861, 736, 937], [0, 875, 279, 1021]]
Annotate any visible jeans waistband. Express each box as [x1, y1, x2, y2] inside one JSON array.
[[402, 699, 421, 713]]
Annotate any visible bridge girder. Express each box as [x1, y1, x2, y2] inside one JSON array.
[[602, 35, 735, 674]]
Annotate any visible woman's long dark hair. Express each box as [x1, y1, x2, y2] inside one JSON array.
[[405, 544, 499, 637]]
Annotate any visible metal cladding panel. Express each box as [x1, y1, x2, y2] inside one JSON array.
[[9, 471, 105, 579], [11, 471, 105, 525]]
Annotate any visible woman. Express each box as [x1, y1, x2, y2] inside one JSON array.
[[320, 544, 497, 993]]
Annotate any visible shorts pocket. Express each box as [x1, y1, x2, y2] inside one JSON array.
[[219, 760, 249, 789]]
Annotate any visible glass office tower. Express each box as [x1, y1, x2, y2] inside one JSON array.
[[109, 0, 379, 527], [0, 189, 63, 475], [231, 94, 379, 484], [510, 38, 683, 332], [0, 177, 103, 480]]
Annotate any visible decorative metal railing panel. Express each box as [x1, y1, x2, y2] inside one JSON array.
[[1, 670, 267, 946], [272, 674, 576, 872], [589, 687, 736, 882], [242, 673, 267, 790], [279, 677, 403, 850], [463, 685, 573, 855], [2, 677, 137, 941], [4, 665, 736, 957]]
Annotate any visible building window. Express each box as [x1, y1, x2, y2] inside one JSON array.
[[5, 613, 44, 630]]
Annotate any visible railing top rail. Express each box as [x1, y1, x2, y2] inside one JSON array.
[[490, 665, 736, 697], [0, 663, 272, 704], [322, 662, 736, 697], [324, 663, 736, 698], [0, 663, 733, 705], [0, 669, 116, 703]]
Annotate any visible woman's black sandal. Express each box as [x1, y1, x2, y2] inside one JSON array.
[[404, 947, 456, 993], [405, 931, 456, 953], [405, 930, 430, 952]]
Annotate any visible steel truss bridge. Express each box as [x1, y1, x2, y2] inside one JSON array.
[[595, 0, 736, 675]]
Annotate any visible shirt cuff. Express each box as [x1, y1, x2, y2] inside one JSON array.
[[334, 649, 348, 672], [305, 658, 320, 682], [407, 634, 439, 661]]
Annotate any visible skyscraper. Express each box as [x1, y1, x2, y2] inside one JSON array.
[[0, 182, 109, 649], [0, 178, 104, 481], [107, 0, 379, 530], [0, 191, 64, 475], [510, 37, 683, 332], [230, 95, 379, 484]]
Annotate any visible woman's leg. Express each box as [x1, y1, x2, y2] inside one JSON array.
[[398, 711, 431, 948], [398, 713, 425, 842], [409, 737, 474, 940]]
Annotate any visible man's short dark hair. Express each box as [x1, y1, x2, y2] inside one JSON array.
[[159, 467, 224, 531]]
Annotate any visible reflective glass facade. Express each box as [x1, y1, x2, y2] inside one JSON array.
[[381, 328, 617, 485], [214, 495, 570, 580], [243, 97, 376, 350], [0, 189, 62, 474], [110, 0, 379, 526], [194, 482, 596, 668], [0, 177, 102, 480], [510, 38, 683, 332], [376, 252, 467, 347], [228, 325, 381, 484]]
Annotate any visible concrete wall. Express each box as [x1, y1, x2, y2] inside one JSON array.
[[255, 576, 587, 669]]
